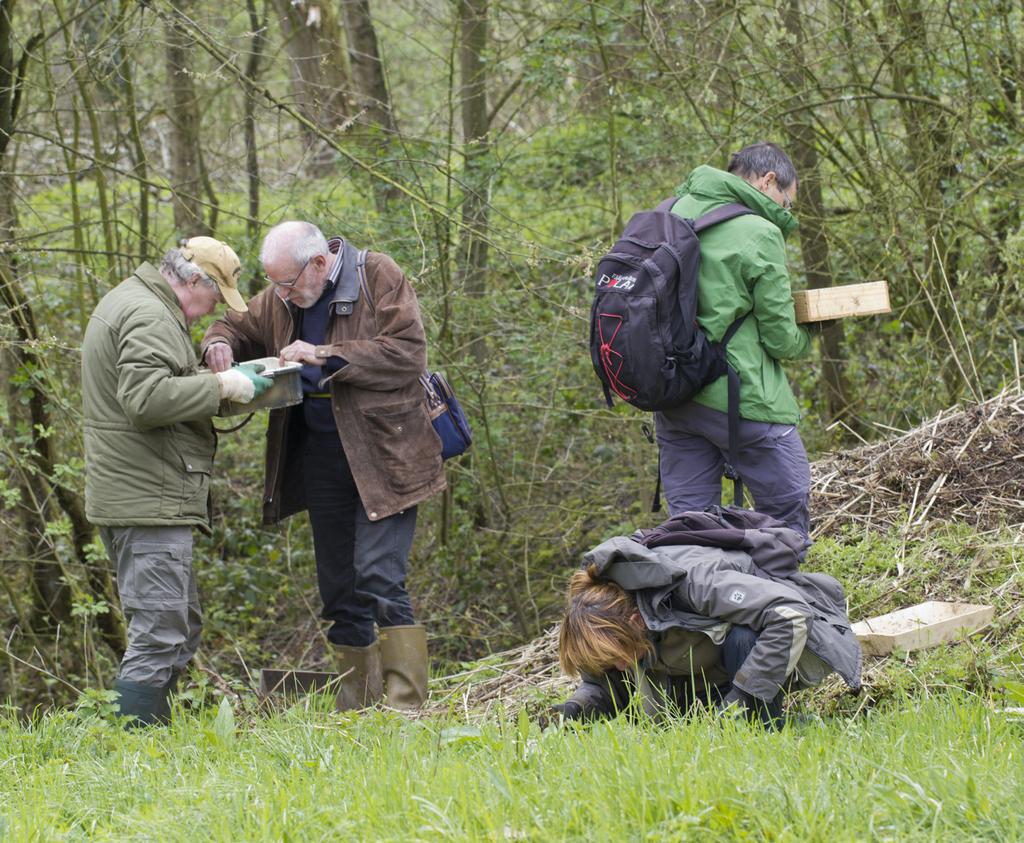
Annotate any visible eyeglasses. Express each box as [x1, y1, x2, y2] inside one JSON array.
[[779, 186, 793, 211], [264, 256, 311, 289]]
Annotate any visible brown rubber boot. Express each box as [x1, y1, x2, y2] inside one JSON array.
[[378, 624, 429, 710], [331, 641, 383, 711]]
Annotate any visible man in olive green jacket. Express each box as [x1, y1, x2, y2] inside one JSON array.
[[82, 237, 270, 725], [657, 143, 815, 542]]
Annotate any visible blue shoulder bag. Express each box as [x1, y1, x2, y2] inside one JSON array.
[[350, 246, 473, 461], [421, 371, 473, 460]]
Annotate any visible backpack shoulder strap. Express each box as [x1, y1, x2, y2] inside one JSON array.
[[654, 195, 679, 213], [692, 202, 754, 233], [353, 249, 432, 385], [719, 311, 748, 347], [353, 248, 372, 312], [716, 310, 751, 509]]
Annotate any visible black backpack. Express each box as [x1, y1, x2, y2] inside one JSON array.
[[589, 196, 753, 505]]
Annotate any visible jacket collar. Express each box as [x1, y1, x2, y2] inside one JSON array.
[[132, 262, 187, 329], [678, 165, 798, 239], [325, 237, 362, 315]]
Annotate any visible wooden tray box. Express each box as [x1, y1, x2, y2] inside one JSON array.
[[793, 281, 891, 323], [852, 601, 993, 656]]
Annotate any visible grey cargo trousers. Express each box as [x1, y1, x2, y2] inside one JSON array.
[[655, 400, 811, 542], [99, 525, 201, 686]]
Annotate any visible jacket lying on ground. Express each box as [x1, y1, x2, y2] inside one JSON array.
[[82, 263, 221, 533], [201, 241, 445, 524], [636, 505, 810, 578], [564, 510, 862, 716]]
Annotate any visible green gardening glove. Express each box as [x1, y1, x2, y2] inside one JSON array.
[[232, 363, 273, 398]]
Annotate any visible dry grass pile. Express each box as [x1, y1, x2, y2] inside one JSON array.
[[811, 385, 1024, 537], [425, 625, 571, 719]]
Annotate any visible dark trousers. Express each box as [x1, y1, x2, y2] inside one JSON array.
[[655, 401, 811, 544], [302, 429, 416, 647], [720, 625, 783, 726]]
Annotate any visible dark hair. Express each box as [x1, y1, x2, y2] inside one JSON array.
[[727, 142, 797, 190]]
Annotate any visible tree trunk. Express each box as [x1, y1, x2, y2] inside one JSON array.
[[781, 0, 862, 436], [0, 252, 127, 659], [272, 0, 352, 175], [459, 0, 490, 363], [340, 0, 400, 208], [165, 0, 209, 236], [340, 0, 395, 134], [0, 2, 21, 166], [587, 3, 622, 234], [118, 0, 151, 256], [0, 8, 125, 659], [0, 173, 72, 639], [873, 0, 966, 399], [245, 0, 267, 295]]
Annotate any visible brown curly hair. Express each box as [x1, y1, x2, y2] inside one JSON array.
[[558, 564, 652, 677]]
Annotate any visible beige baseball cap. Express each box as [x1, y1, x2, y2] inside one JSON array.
[[180, 236, 248, 312]]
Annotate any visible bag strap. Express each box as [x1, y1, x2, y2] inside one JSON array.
[[213, 411, 255, 434], [359, 250, 439, 388], [719, 312, 749, 508], [655, 197, 753, 230], [420, 372, 444, 409], [353, 248, 371, 310], [640, 422, 662, 513], [601, 380, 613, 409], [719, 311, 748, 348], [691, 202, 754, 233], [693, 203, 752, 505], [654, 195, 679, 213], [723, 364, 744, 507]]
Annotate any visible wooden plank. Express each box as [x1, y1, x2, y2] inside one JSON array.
[[793, 281, 891, 323], [258, 668, 341, 696], [852, 601, 994, 656]]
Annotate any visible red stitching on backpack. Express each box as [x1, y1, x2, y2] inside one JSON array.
[[598, 313, 637, 401]]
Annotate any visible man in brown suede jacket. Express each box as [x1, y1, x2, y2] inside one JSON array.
[[202, 221, 444, 711]]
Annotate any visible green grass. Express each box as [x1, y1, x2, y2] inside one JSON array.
[[1, 693, 1021, 841]]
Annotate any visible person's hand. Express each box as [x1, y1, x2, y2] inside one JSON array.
[[216, 363, 272, 403], [716, 686, 754, 717], [717, 686, 783, 729], [235, 363, 273, 398], [535, 701, 583, 730], [204, 342, 235, 373], [278, 340, 321, 367]]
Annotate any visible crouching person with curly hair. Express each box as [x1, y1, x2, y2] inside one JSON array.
[[555, 522, 862, 729]]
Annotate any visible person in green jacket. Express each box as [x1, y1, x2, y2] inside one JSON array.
[[81, 237, 271, 725], [657, 142, 815, 543]]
